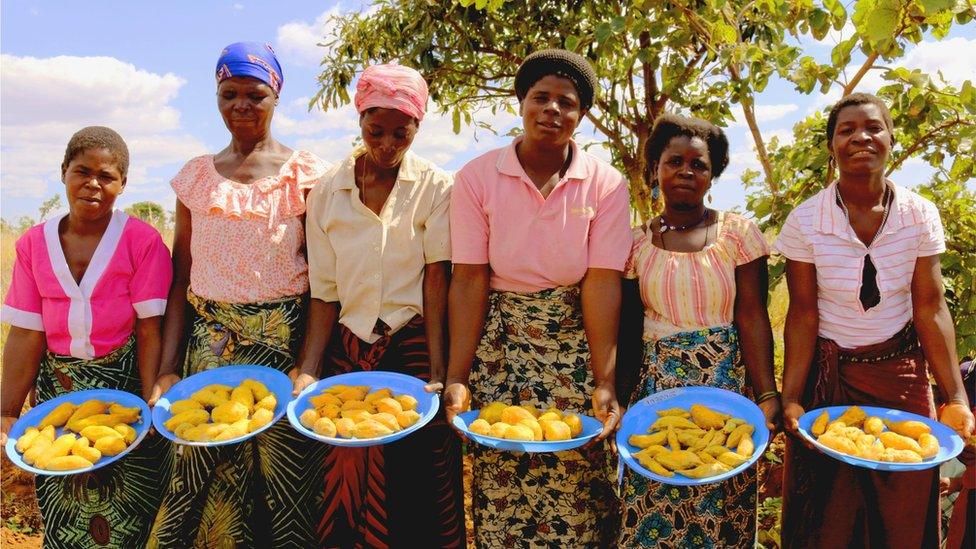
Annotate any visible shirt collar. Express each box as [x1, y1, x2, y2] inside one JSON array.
[[815, 179, 912, 237], [495, 136, 590, 182], [332, 147, 421, 192]]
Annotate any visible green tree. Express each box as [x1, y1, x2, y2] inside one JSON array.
[[314, 0, 976, 352], [125, 201, 168, 231], [37, 195, 62, 221]]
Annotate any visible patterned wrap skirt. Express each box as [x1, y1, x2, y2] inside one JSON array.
[[35, 335, 174, 549], [148, 291, 329, 549], [618, 325, 757, 549], [317, 315, 466, 549], [781, 323, 940, 549], [469, 286, 619, 548]]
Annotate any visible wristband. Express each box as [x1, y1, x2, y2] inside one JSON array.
[[756, 390, 780, 404]]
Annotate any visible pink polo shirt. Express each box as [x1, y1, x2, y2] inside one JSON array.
[[773, 181, 946, 348], [1, 211, 172, 359], [451, 138, 632, 292]]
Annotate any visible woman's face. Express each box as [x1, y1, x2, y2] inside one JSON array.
[[360, 107, 418, 170], [61, 147, 126, 222], [519, 74, 583, 148], [217, 76, 277, 140], [656, 135, 713, 211], [829, 103, 892, 176]]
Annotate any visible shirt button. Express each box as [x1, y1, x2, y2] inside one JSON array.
[[374, 245, 380, 251], [373, 274, 380, 279]]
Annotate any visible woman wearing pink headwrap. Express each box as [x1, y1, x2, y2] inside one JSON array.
[[301, 63, 465, 548]]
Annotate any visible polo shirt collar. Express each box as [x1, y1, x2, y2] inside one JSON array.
[[815, 179, 912, 237], [333, 147, 421, 192], [495, 136, 590, 181]]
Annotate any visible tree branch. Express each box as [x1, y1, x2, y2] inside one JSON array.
[[887, 118, 971, 174], [843, 52, 880, 96]]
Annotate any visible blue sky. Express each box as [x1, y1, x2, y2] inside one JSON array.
[[2, 1, 974, 222]]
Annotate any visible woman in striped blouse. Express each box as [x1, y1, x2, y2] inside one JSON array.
[[777, 93, 974, 548], [617, 113, 778, 548]]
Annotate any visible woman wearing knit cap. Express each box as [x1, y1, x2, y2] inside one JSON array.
[[444, 49, 631, 547], [146, 42, 331, 547], [301, 63, 465, 548]]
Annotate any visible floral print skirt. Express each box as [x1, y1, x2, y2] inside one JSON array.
[[469, 286, 619, 548], [618, 325, 757, 549]]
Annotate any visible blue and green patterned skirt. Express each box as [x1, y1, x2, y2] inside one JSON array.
[[35, 336, 174, 549], [619, 325, 757, 549]]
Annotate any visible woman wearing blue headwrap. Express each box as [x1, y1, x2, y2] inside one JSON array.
[[146, 42, 332, 548]]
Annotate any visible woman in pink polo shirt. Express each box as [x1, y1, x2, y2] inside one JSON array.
[[1, 126, 173, 547], [443, 49, 632, 547], [777, 93, 974, 548]]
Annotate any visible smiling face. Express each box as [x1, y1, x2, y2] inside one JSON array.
[[656, 135, 713, 210], [360, 107, 419, 170], [519, 74, 583, 148], [829, 102, 892, 176], [61, 147, 126, 222], [217, 76, 277, 140]]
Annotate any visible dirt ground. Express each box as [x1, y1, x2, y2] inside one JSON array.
[[1, 453, 43, 548]]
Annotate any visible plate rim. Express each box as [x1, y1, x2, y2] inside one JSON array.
[[5, 388, 152, 476], [452, 409, 603, 453], [286, 370, 440, 447], [151, 364, 292, 447], [797, 404, 964, 471], [616, 386, 770, 486]]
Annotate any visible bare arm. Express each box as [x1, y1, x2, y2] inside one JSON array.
[[134, 316, 163, 402], [0, 327, 46, 444], [149, 200, 192, 405], [912, 254, 974, 437], [781, 259, 820, 434], [733, 256, 779, 430], [581, 267, 622, 440], [292, 298, 340, 395], [442, 263, 490, 422], [423, 261, 451, 388]]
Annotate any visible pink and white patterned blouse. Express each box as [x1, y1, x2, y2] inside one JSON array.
[[1, 211, 172, 359], [172, 150, 331, 303]]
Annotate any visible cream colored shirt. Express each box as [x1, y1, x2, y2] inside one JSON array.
[[306, 148, 452, 343]]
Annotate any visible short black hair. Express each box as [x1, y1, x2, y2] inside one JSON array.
[[514, 49, 598, 111], [61, 126, 130, 177], [645, 113, 729, 179], [826, 92, 893, 142]]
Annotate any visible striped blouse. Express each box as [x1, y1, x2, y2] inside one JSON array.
[[625, 211, 770, 341], [773, 181, 945, 348]]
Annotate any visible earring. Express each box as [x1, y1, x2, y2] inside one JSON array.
[[707, 191, 713, 204]]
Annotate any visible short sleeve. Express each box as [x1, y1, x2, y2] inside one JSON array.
[[170, 156, 211, 211], [1, 233, 44, 331], [732, 217, 771, 266], [773, 208, 814, 263], [130, 227, 173, 318], [623, 227, 647, 280], [423, 175, 452, 264], [449, 169, 489, 264], [917, 200, 946, 257], [306, 184, 339, 302], [587, 173, 633, 271]]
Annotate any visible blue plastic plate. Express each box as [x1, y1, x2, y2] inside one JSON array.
[[5, 389, 151, 476], [287, 371, 438, 447], [152, 365, 292, 446], [452, 409, 603, 452], [617, 386, 770, 486], [798, 405, 964, 471]]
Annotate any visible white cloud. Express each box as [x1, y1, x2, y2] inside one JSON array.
[[275, 9, 340, 67], [0, 54, 206, 199], [233, 3, 244, 10], [900, 37, 976, 89], [274, 96, 361, 136], [731, 103, 799, 127]]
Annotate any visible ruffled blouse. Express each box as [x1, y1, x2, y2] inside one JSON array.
[[625, 212, 770, 341], [172, 150, 331, 303]]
